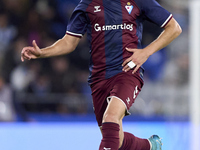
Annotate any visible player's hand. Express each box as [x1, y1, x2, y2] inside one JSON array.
[[122, 47, 149, 74], [21, 40, 41, 62]]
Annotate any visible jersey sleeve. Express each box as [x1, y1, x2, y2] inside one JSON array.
[[139, 0, 172, 28], [66, 6, 88, 38]]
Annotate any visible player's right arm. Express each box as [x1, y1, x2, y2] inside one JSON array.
[[21, 34, 81, 62]]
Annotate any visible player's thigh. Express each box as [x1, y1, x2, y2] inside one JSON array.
[[103, 96, 126, 123], [91, 80, 112, 127], [108, 72, 143, 115]]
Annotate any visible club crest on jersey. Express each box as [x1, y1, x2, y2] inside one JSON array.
[[125, 2, 133, 14]]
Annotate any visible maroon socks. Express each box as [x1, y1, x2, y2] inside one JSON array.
[[99, 122, 120, 150], [99, 123, 150, 150], [119, 132, 150, 150]]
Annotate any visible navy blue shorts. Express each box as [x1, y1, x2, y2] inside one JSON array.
[[90, 69, 144, 126]]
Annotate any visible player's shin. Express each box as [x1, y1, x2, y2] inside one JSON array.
[[99, 122, 120, 150]]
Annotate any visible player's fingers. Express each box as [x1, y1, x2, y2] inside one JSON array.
[[21, 47, 34, 54], [21, 49, 27, 61], [132, 65, 140, 74], [23, 51, 31, 60], [21, 56, 24, 62], [123, 61, 136, 72], [21, 48, 26, 55], [126, 47, 136, 52], [21, 55, 29, 61], [32, 40, 39, 49], [21, 47, 34, 60], [123, 65, 131, 72], [122, 58, 132, 67]]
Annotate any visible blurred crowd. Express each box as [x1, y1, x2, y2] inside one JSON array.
[[0, 0, 189, 122]]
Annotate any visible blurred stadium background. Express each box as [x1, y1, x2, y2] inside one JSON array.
[[0, 0, 199, 150]]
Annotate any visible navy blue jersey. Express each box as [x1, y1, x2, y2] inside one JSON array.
[[66, 0, 172, 84]]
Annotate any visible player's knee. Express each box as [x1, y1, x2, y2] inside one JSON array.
[[103, 112, 120, 124]]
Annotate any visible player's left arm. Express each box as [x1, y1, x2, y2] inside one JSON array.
[[122, 17, 182, 73]]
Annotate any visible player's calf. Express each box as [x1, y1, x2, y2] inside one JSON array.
[[99, 122, 120, 150]]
